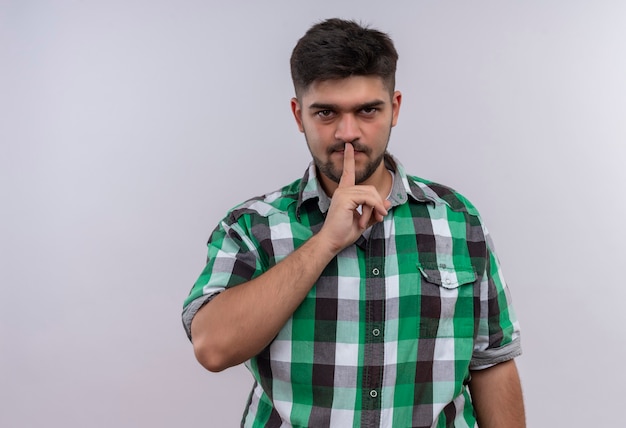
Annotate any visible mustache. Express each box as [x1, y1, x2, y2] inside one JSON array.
[[327, 141, 371, 155]]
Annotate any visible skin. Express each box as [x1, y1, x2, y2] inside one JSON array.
[[470, 360, 526, 427], [291, 75, 401, 202], [191, 75, 525, 425], [191, 77, 394, 370]]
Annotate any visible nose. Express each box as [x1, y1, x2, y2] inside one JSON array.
[[334, 114, 361, 143]]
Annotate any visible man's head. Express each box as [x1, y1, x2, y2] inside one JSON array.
[[290, 20, 402, 196], [290, 18, 398, 99]]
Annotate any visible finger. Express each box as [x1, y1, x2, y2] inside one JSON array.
[[359, 206, 375, 230], [338, 142, 355, 188], [363, 204, 390, 229], [373, 204, 389, 223], [350, 189, 389, 219]]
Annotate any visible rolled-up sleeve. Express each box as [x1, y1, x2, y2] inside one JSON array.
[[470, 231, 522, 370], [182, 214, 263, 341]]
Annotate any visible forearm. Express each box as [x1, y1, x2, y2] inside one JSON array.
[[191, 232, 337, 372], [469, 359, 525, 428], [192, 144, 390, 372]]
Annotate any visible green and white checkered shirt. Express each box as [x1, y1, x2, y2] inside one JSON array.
[[183, 154, 521, 428]]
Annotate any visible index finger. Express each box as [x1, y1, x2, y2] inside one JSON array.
[[338, 142, 355, 188]]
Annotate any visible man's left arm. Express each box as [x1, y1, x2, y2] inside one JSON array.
[[469, 359, 526, 428]]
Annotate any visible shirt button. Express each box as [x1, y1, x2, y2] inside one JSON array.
[[444, 278, 452, 285], [372, 268, 380, 276], [372, 328, 380, 337], [369, 390, 378, 398]]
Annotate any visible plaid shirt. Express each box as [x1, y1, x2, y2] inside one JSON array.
[[183, 154, 521, 428]]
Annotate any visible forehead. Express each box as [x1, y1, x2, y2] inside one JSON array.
[[301, 76, 391, 108]]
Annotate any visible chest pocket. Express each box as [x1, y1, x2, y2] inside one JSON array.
[[416, 262, 477, 339], [417, 263, 476, 290]]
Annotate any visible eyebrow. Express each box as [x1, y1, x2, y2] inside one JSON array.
[[308, 100, 386, 111]]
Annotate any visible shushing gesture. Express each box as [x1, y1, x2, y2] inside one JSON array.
[[318, 143, 391, 254]]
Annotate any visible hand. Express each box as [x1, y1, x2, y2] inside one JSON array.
[[317, 143, 390, 254]]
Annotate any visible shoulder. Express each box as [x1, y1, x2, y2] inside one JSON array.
[[406, 174, 481, 217], [225, 178, 302, 224]]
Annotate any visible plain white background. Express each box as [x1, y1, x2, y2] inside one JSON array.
[[2, 1, 625, 426]]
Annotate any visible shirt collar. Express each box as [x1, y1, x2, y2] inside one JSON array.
[[296, 153, 442, 218]]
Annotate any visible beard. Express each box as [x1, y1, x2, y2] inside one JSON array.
[[312, 143, 386, 184], [304, 128, 392, 185]]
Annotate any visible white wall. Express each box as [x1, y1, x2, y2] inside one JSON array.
[[2, 1, 625, 426]]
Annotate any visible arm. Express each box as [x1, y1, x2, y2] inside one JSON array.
[[469, 359, 526, 428], [191, 232, 336, 372], [191, 143, 390, 372]]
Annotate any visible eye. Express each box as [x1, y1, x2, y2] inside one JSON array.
[[316, 110, 335, 119], [361, 107, 378, 116]]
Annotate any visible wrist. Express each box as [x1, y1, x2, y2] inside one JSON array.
[[306, 231, 343, 263]]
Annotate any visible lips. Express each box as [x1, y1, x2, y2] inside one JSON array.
[[332, 149, 364, 156], [328, 143, 369, 156]]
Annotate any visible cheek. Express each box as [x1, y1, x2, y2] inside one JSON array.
[[304, 124, 329, 143], [373, 121, 393, 138]]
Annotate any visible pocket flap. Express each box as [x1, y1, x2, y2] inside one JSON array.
[[417, 263, 476, 289]]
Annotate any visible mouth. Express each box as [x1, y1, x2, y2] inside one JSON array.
[[330, 144, 368, 156], [332, 149, 365, 157]]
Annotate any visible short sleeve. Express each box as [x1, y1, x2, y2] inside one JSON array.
[[181, 213, 265, 341], [470, 228, 522, 369]]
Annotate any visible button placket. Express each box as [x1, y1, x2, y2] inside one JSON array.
[[361, 221, 385, 422]]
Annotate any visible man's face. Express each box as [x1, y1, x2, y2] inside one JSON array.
[[291, 76, 401, 194]]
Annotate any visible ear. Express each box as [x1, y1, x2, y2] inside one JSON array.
[[391, 91, 402, 127], [290, 97, 305, 133]]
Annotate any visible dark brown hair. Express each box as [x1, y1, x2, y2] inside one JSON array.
[[290, 18, 398, 97]]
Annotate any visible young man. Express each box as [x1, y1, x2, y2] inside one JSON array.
[[183, 18, 525, 427]]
